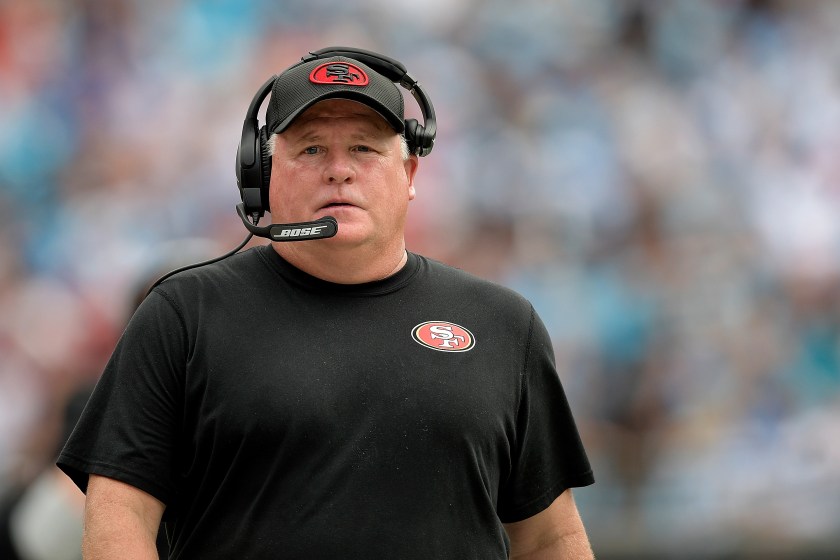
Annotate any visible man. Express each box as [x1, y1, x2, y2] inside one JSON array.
[[58, 47, 595, 559]]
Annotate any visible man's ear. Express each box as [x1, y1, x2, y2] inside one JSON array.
[[405, 154, 419, 201]]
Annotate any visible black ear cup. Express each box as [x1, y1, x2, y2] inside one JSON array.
[[235, 75, 276, 219], [404, 118, 422, 155], [237, 117, 266, 218], [404, 118, 434, 157], [259, 126, 272, 212]]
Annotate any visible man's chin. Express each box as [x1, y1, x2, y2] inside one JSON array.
[[290, 222, 362, 248]]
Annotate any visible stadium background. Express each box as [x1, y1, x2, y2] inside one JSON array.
[[1, 0, 839, 557]]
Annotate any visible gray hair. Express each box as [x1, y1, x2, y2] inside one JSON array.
[[265, 132, 411, 161]]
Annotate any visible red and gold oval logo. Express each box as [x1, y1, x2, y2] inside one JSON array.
[[412, 321, 475, 352], [309, 62, 369, 86]]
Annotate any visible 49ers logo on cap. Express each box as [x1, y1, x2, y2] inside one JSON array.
[[412, 321, 475, 352], [310, 62, 369, 86]]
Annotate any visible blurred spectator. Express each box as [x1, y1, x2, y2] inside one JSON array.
[[0, 237, 222, 559]]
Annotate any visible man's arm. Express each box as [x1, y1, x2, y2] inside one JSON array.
[[503, 489, 594, 559], [83, 474, 164, 560]]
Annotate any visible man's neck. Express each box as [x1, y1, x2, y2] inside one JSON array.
[[272, 242, 408, 284]]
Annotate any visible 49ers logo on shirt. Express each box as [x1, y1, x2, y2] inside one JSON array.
[[412, 321, 475, 352]]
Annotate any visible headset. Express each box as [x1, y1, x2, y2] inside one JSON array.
[[147, 47, 437, 296], [235, 46, 437, 222]]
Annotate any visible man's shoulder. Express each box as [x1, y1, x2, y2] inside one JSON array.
[[414, 253, 532, 308], [151, 245, 269, 298], [416, 253, 512, 287]]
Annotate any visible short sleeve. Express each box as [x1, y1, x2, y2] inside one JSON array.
[[496, 306, 594, 523], [57, 289, 187, 507]]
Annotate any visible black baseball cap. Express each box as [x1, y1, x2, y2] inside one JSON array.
[[265, 56, 405, 134]]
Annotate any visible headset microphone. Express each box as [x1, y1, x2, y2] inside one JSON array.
[[236, 203, 337, 241]]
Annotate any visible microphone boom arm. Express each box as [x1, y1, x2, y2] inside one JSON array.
[[236, 203, 337, 241]]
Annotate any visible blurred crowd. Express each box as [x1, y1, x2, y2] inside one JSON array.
[[2, 0, 840, 557]]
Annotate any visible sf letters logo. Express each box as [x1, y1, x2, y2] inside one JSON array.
[[429, 325, 465, 348], [412, 321, 475, 352], [324, 64, 361, 83], [309, 62, 370, 86]]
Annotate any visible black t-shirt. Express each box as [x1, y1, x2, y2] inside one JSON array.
[[58, 246, 593, 559]]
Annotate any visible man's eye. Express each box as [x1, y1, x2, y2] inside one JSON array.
[[303, 146, 319, 155], [354, 145, 372, 153]]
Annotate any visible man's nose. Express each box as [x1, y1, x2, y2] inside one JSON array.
[[323, 151, 355, 184]]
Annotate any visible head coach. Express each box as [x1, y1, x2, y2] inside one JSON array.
[[58, 46, 595, 559]]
